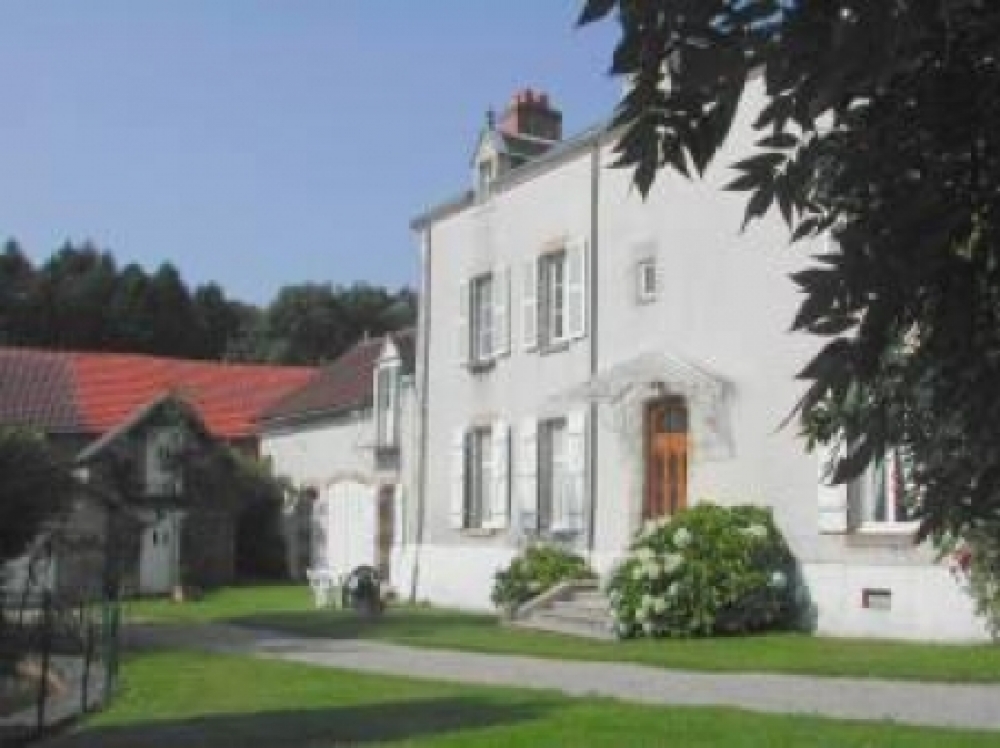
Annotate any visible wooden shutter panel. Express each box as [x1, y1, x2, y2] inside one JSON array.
[[518, 419, 538, 532], [522, 260, 538, 351], [485, 421, 510, 529], [565, 410, 587, 533], [458, 280, 469, 366], [817, 442, 849, 533], [449, 428, 467, 529], [566, 238, 587, 340]]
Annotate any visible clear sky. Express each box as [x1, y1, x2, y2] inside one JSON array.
[[0, 1, 620, 304]]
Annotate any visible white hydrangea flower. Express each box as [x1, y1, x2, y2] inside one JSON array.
[[631, 564, 646, 581], [667, 581, 680, 597], [642, 621, 655, 635], [662, 553, 683, 574], [769, 570, 787, 589], [742, 524, 768, 539], [528, 580, 542, 592], [636, 607, 648, 622], [636, 546, 656, 563], [673, 527, 692, 548], [645, 562, 662, 580], [653, 597, 667, 614], [641, 593, 655, 610]]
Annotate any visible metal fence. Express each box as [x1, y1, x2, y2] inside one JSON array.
[[0, 542, 122, 745]]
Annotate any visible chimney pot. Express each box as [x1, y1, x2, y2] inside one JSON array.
[[498, 87, 562, 142]]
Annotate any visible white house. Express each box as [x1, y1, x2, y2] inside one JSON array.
[[258, 331, 418, 593], [406, 87, 987, 641]]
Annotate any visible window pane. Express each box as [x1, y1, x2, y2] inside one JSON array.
[[471, 275, 493, 362], [467, 428, 491, 528], [538, 418, 566, 531]]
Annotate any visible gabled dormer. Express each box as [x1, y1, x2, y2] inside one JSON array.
[[472, 88, 563, 198]]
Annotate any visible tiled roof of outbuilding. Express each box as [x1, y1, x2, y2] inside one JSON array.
[[0, 347, 316, 440], [259, 328, 415, 425]]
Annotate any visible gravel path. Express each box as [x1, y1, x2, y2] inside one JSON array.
[[130, 623, 1000, 732]]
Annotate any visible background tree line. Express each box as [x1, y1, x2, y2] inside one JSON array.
[[0, 239, 416, 365]]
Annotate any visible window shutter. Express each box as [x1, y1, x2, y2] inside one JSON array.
[[522, 260, 538, 351], [518, 419, 538, 532], [566, 238, 587, 340], [564, 410, 587, 533], [449, 428, 467, 529], [458, 280, 469, 366], [817, 443, 849, 533], [486, 421, 510, 529], [493, 266, 510, 357]]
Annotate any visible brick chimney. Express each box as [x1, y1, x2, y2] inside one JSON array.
[[498, 88, 562, 142]]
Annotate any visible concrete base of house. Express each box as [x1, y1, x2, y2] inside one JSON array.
[[801, 562, 989, 642], [401, 543, 990, 642]]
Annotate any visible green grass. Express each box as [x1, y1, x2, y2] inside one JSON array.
[[47, 651, 1000, 747], [127, 584, 1000, 683]]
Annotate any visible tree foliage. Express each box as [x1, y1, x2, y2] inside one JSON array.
[[581, 0, 1000, 540], [0, 241, 416, 366], [0, 428, 77, 564]]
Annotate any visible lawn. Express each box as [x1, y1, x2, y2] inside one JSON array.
[[46, 651, 1000, 747], [127, 584, 1000, 683]]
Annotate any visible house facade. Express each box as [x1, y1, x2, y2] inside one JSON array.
[[0, 347, 315, 599], [407, 87, 986, 641], [258, 331, 418, 592]]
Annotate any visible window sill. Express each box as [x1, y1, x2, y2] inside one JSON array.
[[460, 527, 502, 538], [538, 340, 572, 356], [858, 522, 918, 537], [467, 359, 496, 375]]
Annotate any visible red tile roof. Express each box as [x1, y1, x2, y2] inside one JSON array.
[[0, 347, 316, 440]]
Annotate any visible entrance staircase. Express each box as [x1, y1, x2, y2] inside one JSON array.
[[509, 580, 616, 640]]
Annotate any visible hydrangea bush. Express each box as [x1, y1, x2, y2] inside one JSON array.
[[607, 503, 799, 638], [491, 544, 595, 611]]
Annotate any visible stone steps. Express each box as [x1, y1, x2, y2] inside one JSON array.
[[512, 583, 616, 640]]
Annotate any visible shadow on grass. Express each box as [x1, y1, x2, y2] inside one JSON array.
[[49, 696, 551, 747], [227, 608, 498, 642]]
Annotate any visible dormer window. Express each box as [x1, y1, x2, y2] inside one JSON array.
[[477, 159, 495, 197], [145, 426, 184, 497]]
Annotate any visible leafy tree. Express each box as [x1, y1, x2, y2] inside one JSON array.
[[0, 429, 76, 564], [580, 1, 1000, 540], [0, 240, 33, 344]]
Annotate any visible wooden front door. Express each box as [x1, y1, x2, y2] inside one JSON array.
[[644, 398, 689, 519]]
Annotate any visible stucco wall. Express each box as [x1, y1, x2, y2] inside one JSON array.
[[411, 84, 987, 639]]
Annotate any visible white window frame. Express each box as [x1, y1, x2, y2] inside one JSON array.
[[465, 426, 493, 530], [539, 250, 568, 347], [470, 273, 494, 364], [637, 258, 657, 303], [477, 159, 494, 197], [855, 450, 918, 534], [374, 362, 400, 449], [537, 417, 568, 532]]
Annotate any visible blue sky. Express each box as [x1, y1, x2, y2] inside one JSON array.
[[0, 1, 620, 304]]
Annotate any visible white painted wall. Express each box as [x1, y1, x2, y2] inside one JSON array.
[[261, 364, 420, 593], [411, 84, 988, 640]]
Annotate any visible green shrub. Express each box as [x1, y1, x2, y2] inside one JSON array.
[[951, 528, 1000, 640], [491, 544, 595, 610], [607, 503, 798, 638]]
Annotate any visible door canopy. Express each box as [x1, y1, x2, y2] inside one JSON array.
[[547, 350, 733, 461]]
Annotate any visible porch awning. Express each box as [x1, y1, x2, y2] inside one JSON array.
[[545, 350, 734, 460]]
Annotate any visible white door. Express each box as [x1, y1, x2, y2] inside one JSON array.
[[139, 514, 177, 594], [323, 480, 377, 578]]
